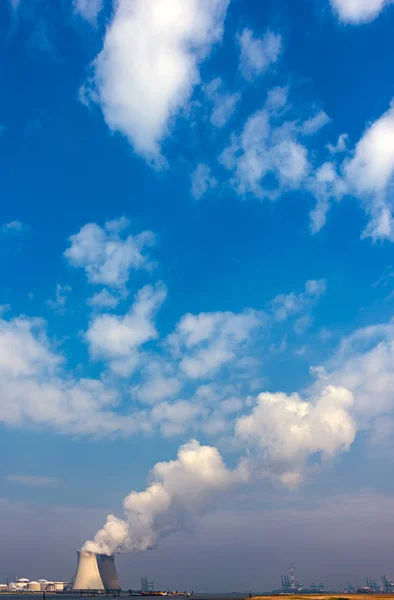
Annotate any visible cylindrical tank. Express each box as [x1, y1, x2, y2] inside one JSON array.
[[27, 581, 40, 592], [53, 582, 64, 591], [39, 579, 48, 591], [97, 554, 121, 591], [72, 550, 105, 591]]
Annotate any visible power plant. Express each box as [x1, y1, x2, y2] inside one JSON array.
[[72, 550, 121, 592], [97, 554, 122, 591]]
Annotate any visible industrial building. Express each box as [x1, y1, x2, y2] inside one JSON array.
[[72, 550, 121, 592], [1, 577, 68, 592]]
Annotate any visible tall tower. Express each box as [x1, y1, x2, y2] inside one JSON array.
[[97, 554, 121, 591], [289, 563, 295, 589], [72, 551, 105, 591]]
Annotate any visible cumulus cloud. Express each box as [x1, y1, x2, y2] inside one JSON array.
[[88, 289, 119, 309], [220, 102, 310, 199], [169, 309, 265, 379], [0, 315, 147, 436], [343, 103, 394, 240], [73, 0, 103, 24], [191, 163, 217, 200], [202, 77, 240, 128], [270, 279, 327, 321], [132, 361, 182, 405], [86, 283, 167, 375], [236, 385, 356, 486], [238, 28, 282, 80], [65, 218, 155, 288], [330, 0, 393, 23], [83, 440, 248, 554], [83, 0, 230, 163], [312, 320, 394, 422]]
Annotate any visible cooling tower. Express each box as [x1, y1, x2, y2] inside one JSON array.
[[72, 551, 105, 591], [97, 554, 122, 591]]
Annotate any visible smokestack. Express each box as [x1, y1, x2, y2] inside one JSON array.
[[97, 554, 121, 591], [72, 551, 105, 591]]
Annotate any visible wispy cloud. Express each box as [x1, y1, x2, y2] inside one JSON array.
[[1, 221, 29, 235], [5, 475, 59, 487]]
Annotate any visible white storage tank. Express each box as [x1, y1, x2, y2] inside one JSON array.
[[27, 581, 40, 592], [53, 582, 64, 591], [39, 579, 49, 591]]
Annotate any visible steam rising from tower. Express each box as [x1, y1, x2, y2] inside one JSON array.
[[83, 440, 248, 555]]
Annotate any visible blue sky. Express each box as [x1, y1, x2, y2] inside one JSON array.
[[2, 0, 394, 591]]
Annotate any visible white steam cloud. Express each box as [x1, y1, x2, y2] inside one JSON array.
[[83, 440, 248, 554], [83, 383, 357, 554]]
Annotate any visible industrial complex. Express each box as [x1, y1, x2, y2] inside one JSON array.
[[1, 555, 394, 596]]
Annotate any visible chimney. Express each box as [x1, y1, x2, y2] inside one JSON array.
[[97, 554, 122, 591], [72, 551, 105, 591]]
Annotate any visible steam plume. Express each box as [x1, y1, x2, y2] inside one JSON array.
[[83, 440, 248, 555]]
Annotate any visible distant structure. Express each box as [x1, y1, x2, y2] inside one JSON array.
[[97, 554, 121, 591], [141, 576, 154, 593], [72, 550, 105, 591], [289, 563, 296, 590], [2, 578, 68, 592], [366, 577, 379, 592], [281, 575, 291, 592], [382, 575, 394, 593], [278, 564, 325, 595]]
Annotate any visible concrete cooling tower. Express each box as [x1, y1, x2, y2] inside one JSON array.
[[97, 554, 122, 591], [72, 551, 105, 591]]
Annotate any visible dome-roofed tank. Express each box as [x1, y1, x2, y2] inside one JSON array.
[[27, 581, 40, 592]]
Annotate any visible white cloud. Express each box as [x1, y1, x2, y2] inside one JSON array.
[[220, 104, 310, 199], [293, 315, 313, 335], [83, 0, 230, 163], [238, 28, 282, 80], [236, 385, 356, 486], [5, 475, 59, 487], [270, 279, 326, 321], [203, 77, 240, 128], [308, 162, 348, 234], [0, 317, 60, 378], [326, 133, 348, 154], [73, 0, 103, 24], [65, 218, 155, 288], [86, 283, 166, 375], [301, 111, 331, 136], [312, 320, 394, 422], [47, 284, 72, 314], [330, 0, 393, 23], [169, 309, 265, 379], [1, 221, 29, 234], [191, 163, 217, 200], [151, 400, 205, 436], [132, 361, 182, 405], [0, 315, 148, 436], [265, 86, 289, 113], [88, 289, 119, 309], [343, 103, 394, 240]]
